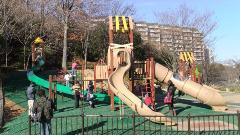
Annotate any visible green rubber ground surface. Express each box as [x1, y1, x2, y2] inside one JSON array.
[[1, 71, 234, 135]]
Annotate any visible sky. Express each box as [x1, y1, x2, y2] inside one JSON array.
[[122, 0, 240, 62]]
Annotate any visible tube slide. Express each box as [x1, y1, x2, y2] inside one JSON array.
[[155, 63, 227, 111], [108, 51, 174, 125]]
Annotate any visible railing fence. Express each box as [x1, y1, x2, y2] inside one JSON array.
[[29, 112, 240, 135]]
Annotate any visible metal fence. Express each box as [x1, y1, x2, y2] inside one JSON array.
[[29, 112, 240, 135]]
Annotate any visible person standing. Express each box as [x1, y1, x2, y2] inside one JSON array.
[[165, 80, 176, 116], [26, 83, 36, 118], [87, 81, 95, 108], [71, 60, 78, 81], [33, 89, 53, 135], [72, 83, 81, 108], [64, 72, 72, 87]]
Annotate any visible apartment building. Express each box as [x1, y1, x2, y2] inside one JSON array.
[[90, 17, 209, 64], [135, 22, 208, 64]]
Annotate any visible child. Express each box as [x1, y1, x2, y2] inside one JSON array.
[[72, 83, 81, 108], [87, 81, 95, 108], [165, 80, 176, 116], [144, 93, 153, 110], [64, 72, 72, 87], [71, 60, 77, 76]]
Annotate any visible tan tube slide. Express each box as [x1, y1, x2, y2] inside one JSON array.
[[108, 51, 175, 125], [155, 63, 227, 111]]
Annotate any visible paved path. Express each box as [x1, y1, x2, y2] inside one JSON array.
[[220, 91, 240, 113], [175, 120, 238, 131]]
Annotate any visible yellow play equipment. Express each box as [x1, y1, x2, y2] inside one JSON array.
[[34, 37, 44, 44]]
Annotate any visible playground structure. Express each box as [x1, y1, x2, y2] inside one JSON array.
[[178, 51, 201, 83], [27, 16, 228, 125]]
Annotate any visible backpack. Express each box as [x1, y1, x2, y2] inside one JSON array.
[[44, 98, 54, 120], [164, 92, 172, 104], [34, 97, 53, 122]]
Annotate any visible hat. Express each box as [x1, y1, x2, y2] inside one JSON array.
[[72, 84, 80, 90]]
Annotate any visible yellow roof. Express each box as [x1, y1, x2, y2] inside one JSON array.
[[34, 37, 44, 44]]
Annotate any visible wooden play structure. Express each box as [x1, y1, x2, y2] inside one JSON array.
[[28, 16, 227, 125], [107, 16, 156, 111], [107, 16, 134, 110], [31, 37, 45, 67], [130, 58, 156, 110], [178, 51, 201, 83], [30, 16, 157, 112]]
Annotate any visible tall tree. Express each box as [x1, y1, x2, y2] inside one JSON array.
[[61, 0, 74, 69]]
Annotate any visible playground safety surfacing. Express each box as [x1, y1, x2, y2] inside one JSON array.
[[1, 71, 240, 134]]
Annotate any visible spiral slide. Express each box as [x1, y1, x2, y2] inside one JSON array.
[[108, 51, 174, 125], [155, 63, 227, 111]]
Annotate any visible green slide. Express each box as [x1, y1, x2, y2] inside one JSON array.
[[27, 71, 73, 95], [27, 57, 73, 95], [27, 57, 121, 103]]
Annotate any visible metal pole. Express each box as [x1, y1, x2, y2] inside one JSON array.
[[28, 115, 31, 135], [132, 113, 135, 134], [81, 113, 84, 135], [188, 114, 191, 135], [237, 111, 240, 133]]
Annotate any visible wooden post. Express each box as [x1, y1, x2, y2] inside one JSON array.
[[107, 69, 111, 96], [108, 16, 114, 111], [145, 59, 150, 92], [237, 111, 240, 133], [191, 61, 196, 82], [53, 83, 57, 110], [52, 75, 57, 99], [150, 57, 155, 111], [101, 80, 103, 92], [48, 75, 53, 99], [94, 64, 97, 92], [129, 17, 134, 45], [178, 60, 185, 80], [129, 79, 133, 92], [146, 59, 150, 78]]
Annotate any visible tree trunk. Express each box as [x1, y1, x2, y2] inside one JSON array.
[[84, 34, 89, 69], [26, 53, 31, 70], [5, 52, 7, 67], [5, 40, 7, 67], [24, 45, 26, 69], [40, 0, 45, 35], [62, 14, 68, 69]]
